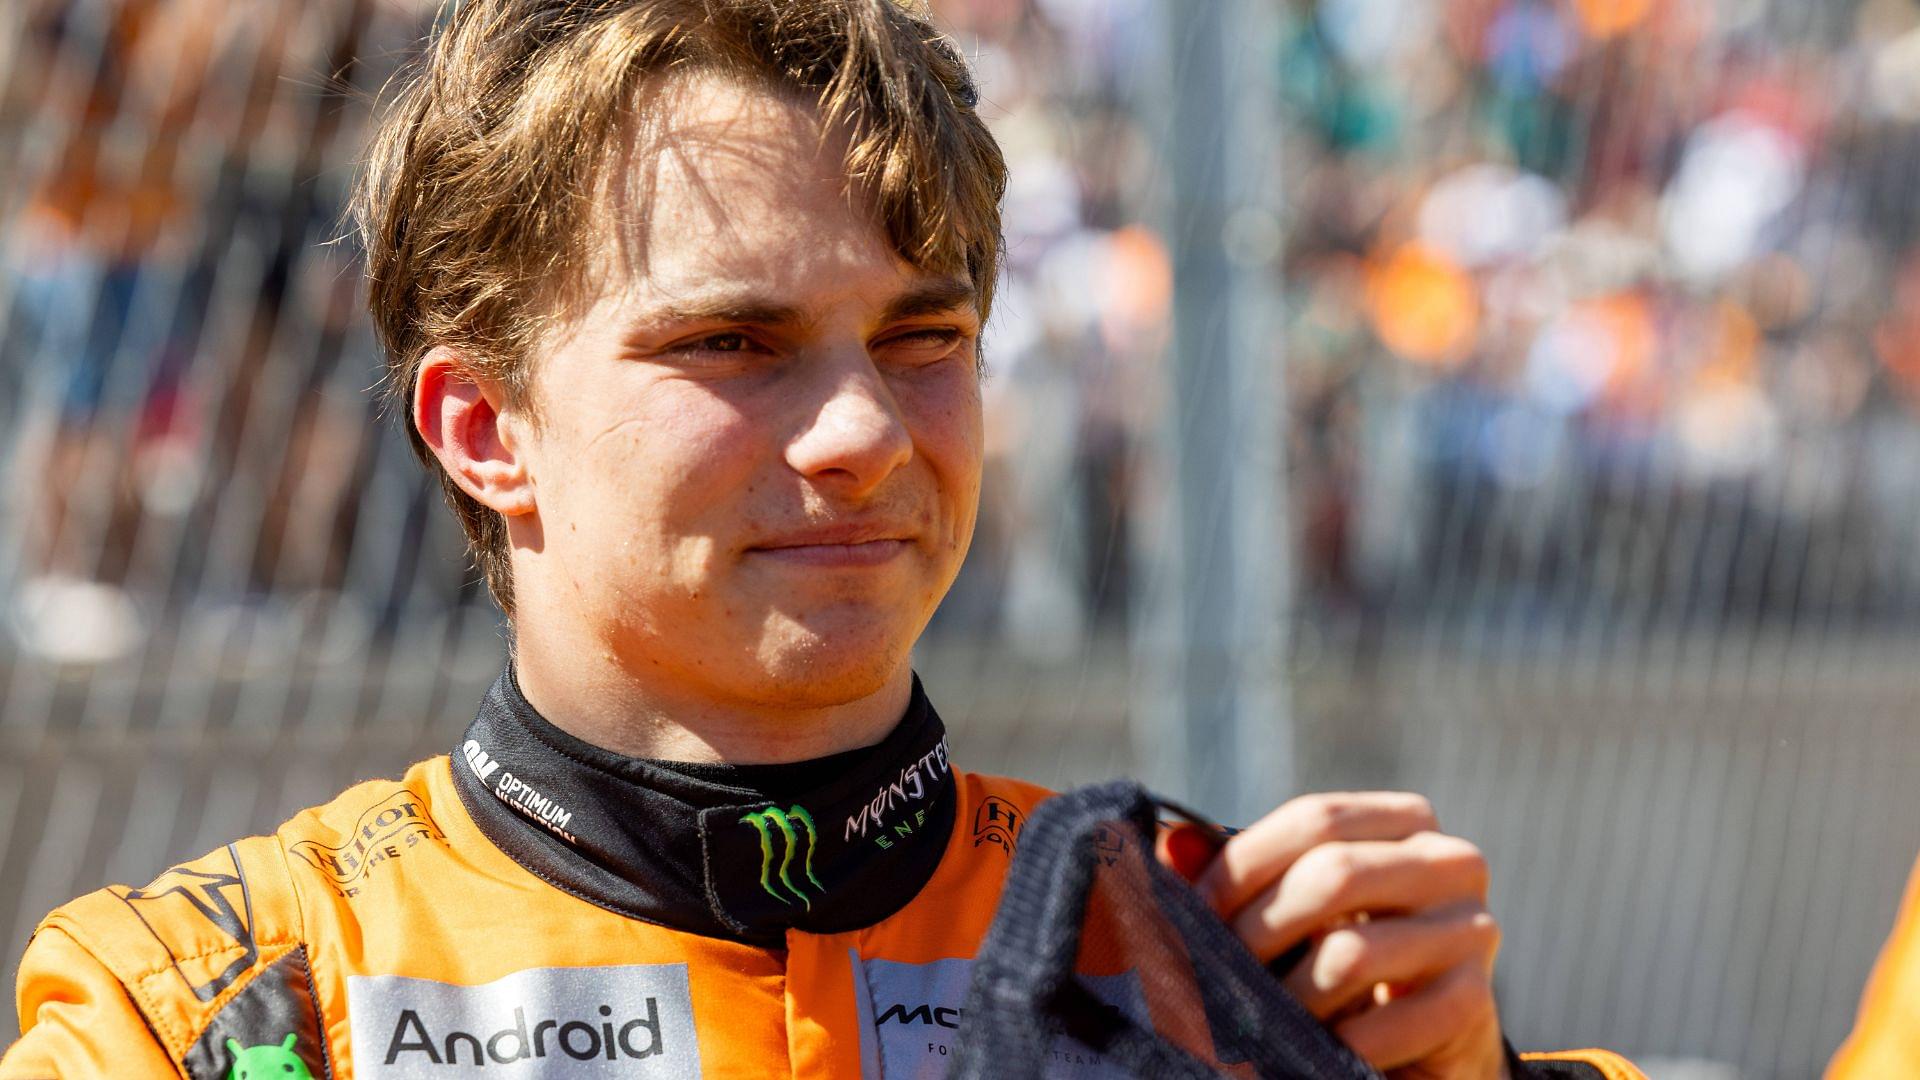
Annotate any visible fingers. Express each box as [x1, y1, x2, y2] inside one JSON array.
[[1230, 831, 1491, 962], [1200, 792, 1505, 1077], [1331, 958, 1501, 1073], [1281, 903, 1500, 1020], [1196, 792, 1439, 916]]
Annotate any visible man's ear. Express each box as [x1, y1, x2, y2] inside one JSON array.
[[413, 347, 537, 516]]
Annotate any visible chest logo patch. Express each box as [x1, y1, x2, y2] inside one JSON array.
[[853, 954, 1148, 1079], [346, 964, 701, 1078], [739, 805, 825, 908], [226, 1033, 314, 1080], [288, 789, 445, 897]]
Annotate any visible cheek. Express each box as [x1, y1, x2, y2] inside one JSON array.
[[541, 386, 768, 537], [899, 370, 984, 514]]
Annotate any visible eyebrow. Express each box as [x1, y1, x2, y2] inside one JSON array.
[[644, 277, 977, 331], [651, 297, 813, 330], [877, 278, 979, 325]]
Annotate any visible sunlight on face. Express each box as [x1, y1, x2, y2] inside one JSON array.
[[511, 73, 984, 711]]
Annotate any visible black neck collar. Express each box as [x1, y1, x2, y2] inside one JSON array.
[[450, 668, 957, 947]]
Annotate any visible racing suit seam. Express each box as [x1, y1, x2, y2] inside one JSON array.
[[111, 938, 316, 1078], [120, 980, 188, 1068], [272, 839, 309, 939], [117, 935, 302, 982], [125, 936, 303, 1034], [292, 945, 335, 1080], [273, 835, 333, 1080]]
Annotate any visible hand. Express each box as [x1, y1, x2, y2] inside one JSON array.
[[1167, 792, 1508, 1080]]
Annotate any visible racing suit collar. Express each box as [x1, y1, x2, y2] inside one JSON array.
[[451, 666, 958, 946]]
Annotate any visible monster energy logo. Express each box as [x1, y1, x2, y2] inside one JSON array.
[[739, 805, 825, 908]]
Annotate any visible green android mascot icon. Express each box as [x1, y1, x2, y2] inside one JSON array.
[[225, 1033, 314, 1080]]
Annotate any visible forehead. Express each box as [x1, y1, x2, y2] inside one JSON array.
[[588, 73, 928, 314]]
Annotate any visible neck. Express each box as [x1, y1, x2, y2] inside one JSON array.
[[509, 630, 914, 765]]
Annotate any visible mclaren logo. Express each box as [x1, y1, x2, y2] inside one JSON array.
[[877, 1002, 963, 1028], [739, 805, 824, 908]]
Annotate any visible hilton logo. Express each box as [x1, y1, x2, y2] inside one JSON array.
[[288, 790, 444, 894]]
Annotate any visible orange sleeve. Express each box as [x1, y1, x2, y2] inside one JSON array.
[[1521, 1048, 1648, 1078], [1827, 853, 1920, 1078], [1, 925, 181, 1079]]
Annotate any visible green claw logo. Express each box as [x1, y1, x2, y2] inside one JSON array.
[[225, 1033, 314, 1079], [739, 805, 825, 908]]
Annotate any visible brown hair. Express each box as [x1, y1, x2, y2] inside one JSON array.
[[353, 0, 1006, 613]]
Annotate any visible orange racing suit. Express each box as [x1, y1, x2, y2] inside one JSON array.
[[1828, 850, 1920, 1076], [4, 671, 1644, 1078]]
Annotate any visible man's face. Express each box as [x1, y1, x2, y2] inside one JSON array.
[[506, 75, 984, 711]]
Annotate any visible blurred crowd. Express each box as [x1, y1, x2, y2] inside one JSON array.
[[1285, 0, 1920, 626], [0, 0, 447, 664], [924, 0, 1168, 657], [0, 0, 1177, 666], [11, 0, 1920, 668]]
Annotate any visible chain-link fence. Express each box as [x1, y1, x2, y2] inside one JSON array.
[[7, 1, 1920, 1076]]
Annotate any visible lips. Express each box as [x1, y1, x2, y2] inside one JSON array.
[[746, 525, 916, 568], [749, 524, 914, 550]]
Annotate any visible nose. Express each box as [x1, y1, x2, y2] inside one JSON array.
[[783, 357, 914, 496]]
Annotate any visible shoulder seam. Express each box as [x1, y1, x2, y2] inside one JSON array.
[[271, 824, 312, 960]]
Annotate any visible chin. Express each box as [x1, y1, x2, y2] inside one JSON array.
[[744, 611, 917, 707]]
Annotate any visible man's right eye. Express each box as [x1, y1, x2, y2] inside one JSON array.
[[662, 331, 766, 356], [695, 333, 753, 352]]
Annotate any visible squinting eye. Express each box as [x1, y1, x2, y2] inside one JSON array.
[[885, 329, 963, 351], [698, 333, 753, 352]]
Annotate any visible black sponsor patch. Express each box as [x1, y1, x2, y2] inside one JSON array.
[[181, 945, 331, 1080]]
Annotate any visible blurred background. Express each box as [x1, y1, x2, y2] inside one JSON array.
[[2, 0, 1918, 1075]]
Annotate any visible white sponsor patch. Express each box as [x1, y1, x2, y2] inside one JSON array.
[[491, 770, 576, 841], [347, 965, 700, 1078], [852, 954, 1147, 1079], [844, 739, 951, 843], [461, 740, 499, 783]]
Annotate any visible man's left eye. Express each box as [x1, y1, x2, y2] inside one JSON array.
[[881, 328, 963, 352]]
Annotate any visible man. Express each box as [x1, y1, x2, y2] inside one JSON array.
[[2, 2, 1640, 1077]]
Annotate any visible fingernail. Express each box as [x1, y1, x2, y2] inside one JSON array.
[[1162, 822, 1218, 884]]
